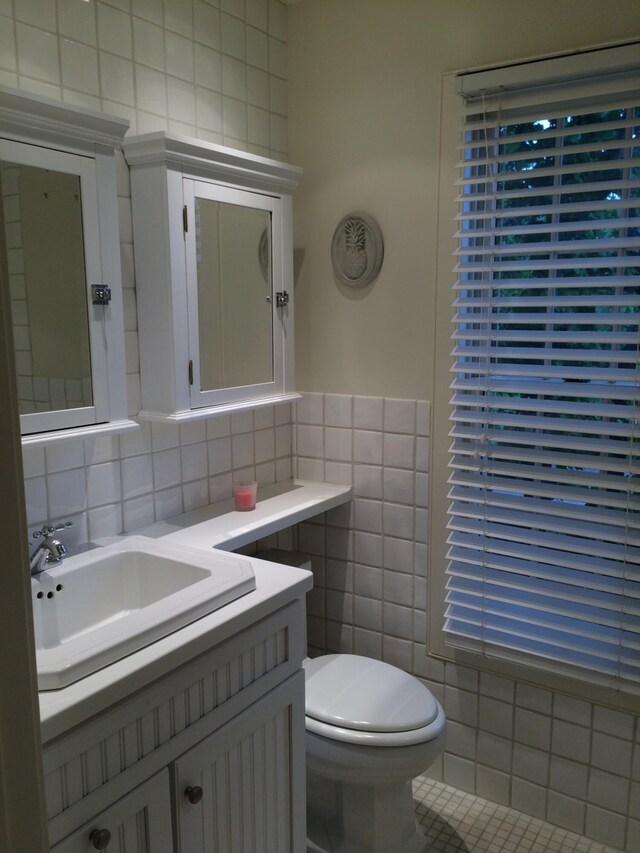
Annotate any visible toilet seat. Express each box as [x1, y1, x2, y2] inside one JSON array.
[[304, 654, 445, 747]]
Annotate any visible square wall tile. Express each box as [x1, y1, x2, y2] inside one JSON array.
[[585, 804, 626, 849], [99, 52, 135, 105], [123, 453, 154, 497], [194, 0, 221, 50], [15, 0, 56, 30], [514, 708, 551, 751], [135, 63, 167, 115], [97, 3, 132, 57], [444, 686, 478, 727], [551, 719, 591, 763], [591, 730, 633, 777], [58, 0, 98, 45], [546, 790, 585, 834], [47, 468, 87, 516], [443, 754, 476, 794], [60, 39, 100, 95], [353, 430, 382, 466], [133, 17, 164, 70], [479, 696, 513, 739], [383, 433, 414, 469], [246, 24, 268, 70], [384, 398, 416, 434], [324, 394, 352, 428], [16, 24, 60, 83], [549, 755, 588, 800], [324, 427, 351, 462], [353, 396, 383, 430], [296, 425, 323, 459], [87, 461, 121, 507]]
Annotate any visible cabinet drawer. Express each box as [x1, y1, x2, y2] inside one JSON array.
[[51, 770, 172, 853]]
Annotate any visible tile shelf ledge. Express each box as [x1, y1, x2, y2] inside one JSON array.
[[135, 478, 352, 552]]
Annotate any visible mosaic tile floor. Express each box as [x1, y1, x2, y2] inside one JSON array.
[[413, 776, 623, 853]]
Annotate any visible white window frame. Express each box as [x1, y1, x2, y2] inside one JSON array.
[[429, 42, 640, 706]]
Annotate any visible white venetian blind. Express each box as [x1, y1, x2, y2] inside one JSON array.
[[445, 44, 640, 688]]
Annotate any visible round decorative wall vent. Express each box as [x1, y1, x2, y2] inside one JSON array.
[[331, 213, 384, 287]]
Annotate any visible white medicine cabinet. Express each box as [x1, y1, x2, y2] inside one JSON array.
[[0, 86, 136, 445], [123, 132, 302, 422]]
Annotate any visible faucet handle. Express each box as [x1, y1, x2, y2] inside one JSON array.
[[33, 521, 73, 540]]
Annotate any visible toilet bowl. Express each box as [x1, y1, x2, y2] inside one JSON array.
[[304, 654, 446, 853], [256, 550, 446, 853]]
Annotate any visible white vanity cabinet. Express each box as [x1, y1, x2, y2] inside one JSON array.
[[122, 132, 302, 423], [43, 601, 307, 853]]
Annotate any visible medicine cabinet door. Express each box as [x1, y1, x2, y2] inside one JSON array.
[[183, 179, 285, 410], [0, 139, 110, 436]]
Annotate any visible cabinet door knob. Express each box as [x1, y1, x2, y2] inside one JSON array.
[[89, 827, 111, 849], [185, 785, 203, 805]]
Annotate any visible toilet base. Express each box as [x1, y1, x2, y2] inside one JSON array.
[[306, 768, 428, 853]]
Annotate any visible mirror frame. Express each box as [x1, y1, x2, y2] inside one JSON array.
[[0, 86, 137, 445]]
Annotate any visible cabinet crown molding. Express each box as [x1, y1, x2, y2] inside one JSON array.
[[123, 131, 302, 195], [0, 85, 128, 155]]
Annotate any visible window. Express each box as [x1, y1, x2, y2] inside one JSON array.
[[434, 44, 640, 692]]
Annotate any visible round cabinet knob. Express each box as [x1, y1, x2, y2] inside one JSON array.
[[89, 827, 111, 849], [185, 785, 203, 805]]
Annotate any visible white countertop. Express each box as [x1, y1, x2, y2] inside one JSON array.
[[38, 479, 352, 743]]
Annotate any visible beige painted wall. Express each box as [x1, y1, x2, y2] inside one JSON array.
[[288, 0, 640, 398]]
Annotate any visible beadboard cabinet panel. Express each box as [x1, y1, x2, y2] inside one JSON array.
[[51, 770, 173, 853], [173, 673, 306, 853]]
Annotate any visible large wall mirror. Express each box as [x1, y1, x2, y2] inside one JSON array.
[[0, 86, 136, 444]]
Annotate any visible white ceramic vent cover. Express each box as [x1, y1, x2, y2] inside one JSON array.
[[331, 213, 384, 287]]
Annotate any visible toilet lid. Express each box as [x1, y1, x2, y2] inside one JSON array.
[[304, 655, 439, 733]]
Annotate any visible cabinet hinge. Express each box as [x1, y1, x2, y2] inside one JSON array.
[[188, 360, 193, 385], [182, 205, 188, 234]]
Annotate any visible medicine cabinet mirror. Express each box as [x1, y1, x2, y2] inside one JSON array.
[[123, 132, 302, 422], [0, 86, 136, 445], [187, 184, 275, 398]]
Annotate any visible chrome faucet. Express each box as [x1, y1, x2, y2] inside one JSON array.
[[29, 521, 73, 576]]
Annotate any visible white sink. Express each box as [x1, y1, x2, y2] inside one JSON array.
[[32, 536, 256, 690]]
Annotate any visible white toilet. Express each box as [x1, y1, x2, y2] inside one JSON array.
[[257, 551, 447, 853]]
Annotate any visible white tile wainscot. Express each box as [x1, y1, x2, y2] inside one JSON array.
[[39, 478, 351, 853]]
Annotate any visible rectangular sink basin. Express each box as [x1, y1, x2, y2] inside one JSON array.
[[32, 536, 255, 690]]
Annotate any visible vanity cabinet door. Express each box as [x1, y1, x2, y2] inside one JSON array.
[[50, 770, 173, 853], [173, 672, 306, 853]]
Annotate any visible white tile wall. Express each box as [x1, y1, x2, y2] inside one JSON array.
[[23, 403, 294, 548], [291, 391, 640, 853], [1, 0, 289, 157]]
